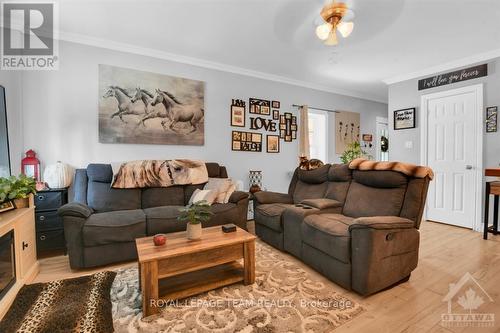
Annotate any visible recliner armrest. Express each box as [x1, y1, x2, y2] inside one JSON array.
[[228, 191, 249, 204], [300, 198, 342, 210], [349, 216, 415, 231], [58, 202, 94, 219], [253, 191, 293, 204]]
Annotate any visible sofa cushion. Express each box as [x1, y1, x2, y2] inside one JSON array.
[[141, 186, 185, 208], [87, 164, 113, 183], [83, 209, 146, 246], [144, 206, 185, 235], [342, 181, 406, 218], [254, 203, 293, 232], [353, 170, 408, 188], [302, 214, 354, 264], [328, 164, 352, 182], [292, 181, 328, 204], [297, 165, 330, 184], [300, 198, 342, 210], [87, 181, 141, 213]]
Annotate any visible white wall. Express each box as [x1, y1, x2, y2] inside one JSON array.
[[19, 41, 387, 192], [388, 59, 500, 168]]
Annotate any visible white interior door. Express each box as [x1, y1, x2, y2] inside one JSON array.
[[422, 85, 483, 229]]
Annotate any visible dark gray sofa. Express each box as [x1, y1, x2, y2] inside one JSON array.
[[59, 162, 249, 269], [254, 161, 431, 296]]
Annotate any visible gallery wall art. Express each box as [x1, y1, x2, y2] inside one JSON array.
[[232, 131, 262, 152], [99, 65, 205, 145], [230, 99, 246, 127], [335, 111, 360, 154], [486, 106, 497, 133]]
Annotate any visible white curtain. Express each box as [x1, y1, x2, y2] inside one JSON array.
[[298, 105, 310, 158]]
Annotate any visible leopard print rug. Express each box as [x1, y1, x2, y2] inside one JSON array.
[[0, 271, 116, 333], [112, 241, 364, 332]]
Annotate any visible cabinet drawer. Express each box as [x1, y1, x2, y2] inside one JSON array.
[[35, 211, 63, 231], [36, 230, 65, 252], [35, 192, 63, 211]]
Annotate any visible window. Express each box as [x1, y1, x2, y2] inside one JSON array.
[[308, 110, 328, 162]]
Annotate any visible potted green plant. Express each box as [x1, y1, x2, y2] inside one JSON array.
[[340, 142, 371, 164], [177, 201, 213, 240], [4, 175, 36, 208]]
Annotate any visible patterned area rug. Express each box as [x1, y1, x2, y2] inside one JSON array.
[[0, 271, 116, 333], [112, 241, 364, 332]]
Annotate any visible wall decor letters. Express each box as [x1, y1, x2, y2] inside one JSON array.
[[486, 106, 498, 133], [249, 98, 271, 115], [418, 64, 487, 90], [230, 99, 246, 127], [394, 108, 416, 130], [250, 117, 277, 132], [232, 131, 262, 152]]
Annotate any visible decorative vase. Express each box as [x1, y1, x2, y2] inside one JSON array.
[[43, 161, 73, 189], [186, 223, 202, 240], [13, 197, 29, 209], [153, 234, 167, 246], [249, 184, 261, 194]]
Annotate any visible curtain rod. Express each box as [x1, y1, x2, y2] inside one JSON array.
[[292, 104, 339, 113]]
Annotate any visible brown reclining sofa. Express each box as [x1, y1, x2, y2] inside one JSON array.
[[253, 159, 433, 295]]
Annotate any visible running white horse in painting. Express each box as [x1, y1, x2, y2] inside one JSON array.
[[138, 89, 204, 133], [130, 88, 155, 114], [102, 86, 148, 123]]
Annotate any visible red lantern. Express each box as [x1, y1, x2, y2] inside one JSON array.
[[21, 150, 41, 181]]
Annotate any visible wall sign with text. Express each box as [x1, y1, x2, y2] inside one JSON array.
[[418, 64, 487, 90], [394, 108, 416, 130]]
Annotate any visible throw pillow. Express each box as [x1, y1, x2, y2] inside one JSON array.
[[204, 178, 233, 203], [223, 183, 237, 203], [188, 189, 218, 205]]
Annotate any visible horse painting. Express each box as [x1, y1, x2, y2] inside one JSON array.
[[99, 64, 205, 145], [138, 89, 204, 133]]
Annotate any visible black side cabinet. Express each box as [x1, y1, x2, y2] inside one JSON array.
[[34, 188, 68, 256]]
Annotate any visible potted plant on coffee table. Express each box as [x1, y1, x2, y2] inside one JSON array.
[[178, 201, 213, 240]]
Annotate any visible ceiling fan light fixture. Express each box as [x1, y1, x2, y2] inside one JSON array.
[[337, 21, 354, 38], [315, 23, 332, 40], [324, 29, 338, 46]]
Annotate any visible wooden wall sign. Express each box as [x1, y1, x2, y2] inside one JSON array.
[[418, 64, 487, 90], [232, 131, 262, 152], [250, 117, 277, 132]]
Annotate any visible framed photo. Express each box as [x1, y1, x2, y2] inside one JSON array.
[[486, 106, 498, 133], [273, 110, 279, 120], [266, 135, 280, 153], [279, 129, 285, 138], [292, 131, 297, 140], [0, 201, 15, 213], [230, 99, 246, 127], [232, 130, 262, 152], [272, 101, 280, 109], [285, 135, 292, 142], [394, 108, 416, 130], [249, 98, 271, 115], [292, 116, 297, 125]]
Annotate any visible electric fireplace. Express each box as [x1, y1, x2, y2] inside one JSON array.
[[0, 230, 15, 300]]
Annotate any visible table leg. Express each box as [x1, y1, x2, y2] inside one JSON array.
[[494, 195, 499, 235], [244, 240, 255, 285], [484, 183, 491, 240], [141, 261, 159, 318]]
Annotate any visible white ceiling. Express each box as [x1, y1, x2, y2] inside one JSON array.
[[57, 0, 500, 103]]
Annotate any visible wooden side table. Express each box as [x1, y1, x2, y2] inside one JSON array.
[[483, 181, 500, 239]]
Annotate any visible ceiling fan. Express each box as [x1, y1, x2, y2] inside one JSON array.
[[315, 1, 354, 46]]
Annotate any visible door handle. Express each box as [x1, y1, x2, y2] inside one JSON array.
[[466, 165, 473, 170]]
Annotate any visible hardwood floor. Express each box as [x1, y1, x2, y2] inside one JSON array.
[[33, 221, 500, 333]]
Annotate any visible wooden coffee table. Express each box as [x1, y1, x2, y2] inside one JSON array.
[[135, 226, 256, 317]]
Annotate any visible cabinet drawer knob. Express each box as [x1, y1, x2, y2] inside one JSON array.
[[22, 241, 28, 250], [40, 235, 46, 241], [37, 195, 45, 201], [39, 215, 45, 221]]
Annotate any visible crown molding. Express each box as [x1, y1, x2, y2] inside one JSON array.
[[56, 31, 387, 104], [383, 48, 500, 85]]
